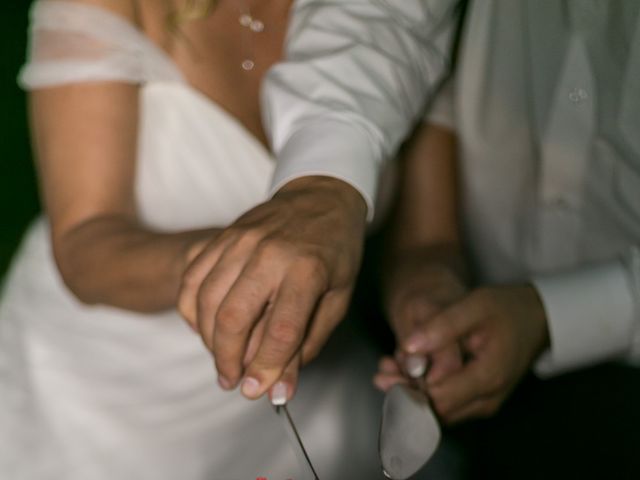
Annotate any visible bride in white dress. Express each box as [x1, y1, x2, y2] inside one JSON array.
[[0, 1, 384, 478]]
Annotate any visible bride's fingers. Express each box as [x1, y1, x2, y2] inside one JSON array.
[[378, 356, 402, 375], [373, 372, 409, 392], [178, 236, 232, 330]]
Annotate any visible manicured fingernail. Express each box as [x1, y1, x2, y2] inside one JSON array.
[[241, 377, 261, 398], [218, 375, 232, 390], [406, 355, 428, 378], [270, 382, 288, 406]]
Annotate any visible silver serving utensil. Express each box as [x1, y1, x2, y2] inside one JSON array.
[[274, 404, 320, 480], [379, 384, 441, 480]]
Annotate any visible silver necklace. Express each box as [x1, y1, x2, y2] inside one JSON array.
[[236, 1, 265, 71]]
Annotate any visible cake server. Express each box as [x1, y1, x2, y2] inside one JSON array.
[[379, 384, 441, 479]]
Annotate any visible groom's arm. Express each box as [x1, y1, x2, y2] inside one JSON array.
[[179, 0, 463, 404], [264, 0, 462, 218]]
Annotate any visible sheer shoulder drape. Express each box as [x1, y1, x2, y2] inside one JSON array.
[[19, 1, 172, 89]]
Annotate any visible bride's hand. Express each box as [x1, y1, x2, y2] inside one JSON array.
[[177, 176, 367, 403], [383, 246, 468, 386]]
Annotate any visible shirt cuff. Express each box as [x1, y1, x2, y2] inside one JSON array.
[[532, 259, 637, 377], [268, 119, 381, 222]]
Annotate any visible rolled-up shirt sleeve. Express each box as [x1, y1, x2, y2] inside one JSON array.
[[533, 246, 640, 377], [262, 0, 461, 219]]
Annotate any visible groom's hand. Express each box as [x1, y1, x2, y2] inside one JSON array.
[[178, 176, 367, 403], [405, 285, 549, 424]]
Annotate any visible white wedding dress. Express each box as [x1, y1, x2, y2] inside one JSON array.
[[0, 2, 384, 479]]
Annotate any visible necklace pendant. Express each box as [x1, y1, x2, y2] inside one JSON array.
[[250, 19, 264, 32], [239, 14, 253, 27]]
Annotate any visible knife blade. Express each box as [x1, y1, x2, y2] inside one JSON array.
[[274, 404, 320, 480]]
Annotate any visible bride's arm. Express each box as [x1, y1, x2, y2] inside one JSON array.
[[31, 76, 218, 314]]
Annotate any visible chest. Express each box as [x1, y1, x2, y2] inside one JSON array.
[[456, 0, 640, 276], [139, 1, 291, 146]]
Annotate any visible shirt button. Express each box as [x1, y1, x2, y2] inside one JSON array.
[[568, 87, 589, 103]]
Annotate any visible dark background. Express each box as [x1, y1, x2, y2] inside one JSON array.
[[0, 1, 40, 278]]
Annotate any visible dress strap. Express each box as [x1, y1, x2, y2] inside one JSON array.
[[19, 1, 183, 90]]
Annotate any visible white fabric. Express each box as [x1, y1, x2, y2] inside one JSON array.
[[19, 1, 182, 87], [424, 0, 640, 376], [262, 0, 461, 219], [424, 79, 455, 131], [534, 262, 636, 375], [1, 2, 385, 479]]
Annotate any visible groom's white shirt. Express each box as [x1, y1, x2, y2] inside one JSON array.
[[423, 0, 640, 376], [263, 0, 640, 377], [262, 0, 461, 219]]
